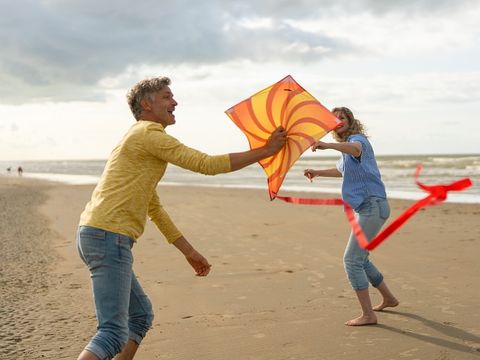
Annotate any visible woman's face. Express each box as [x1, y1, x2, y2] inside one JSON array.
[[333, 110, 349, 135]]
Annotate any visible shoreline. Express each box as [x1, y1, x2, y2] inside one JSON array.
[[2, 172, 479, 204], [1, 177, 480, 359]]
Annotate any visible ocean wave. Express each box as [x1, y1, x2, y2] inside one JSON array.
[[2, 154, 478, 203]]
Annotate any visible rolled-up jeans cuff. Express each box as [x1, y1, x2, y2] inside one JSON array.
[[371, 274, 384, 288], [351, 284, 369, 291], [85, 341, 108, 360], [129, 331, 144, 345]]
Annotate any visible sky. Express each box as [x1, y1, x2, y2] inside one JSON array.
[[1, 0, 480, 161]]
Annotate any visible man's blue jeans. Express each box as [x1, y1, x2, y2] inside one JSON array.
[[77, 226, 154, 360], [343, 197, 390, 290]]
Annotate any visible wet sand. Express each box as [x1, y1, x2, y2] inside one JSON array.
[[1, 176, 480, 359]]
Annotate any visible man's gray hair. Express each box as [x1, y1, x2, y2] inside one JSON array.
[[127, 77, 171, 120]]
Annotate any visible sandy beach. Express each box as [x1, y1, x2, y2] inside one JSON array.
[[1, 176, 480, 359]]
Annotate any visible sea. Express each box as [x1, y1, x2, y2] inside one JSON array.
[[1, 154, 479, 204]]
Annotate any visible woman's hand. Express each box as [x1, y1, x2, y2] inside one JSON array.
[[304, 169, 317, 182], [311, 141, 331, 152]]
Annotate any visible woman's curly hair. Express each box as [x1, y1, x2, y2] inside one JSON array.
[[331, 107, 367, 142]]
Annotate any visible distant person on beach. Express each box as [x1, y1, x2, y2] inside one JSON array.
[[17, 166, 23, 176], [76, 77, 286, 360], [6, 166, 11, 173], [304, 107, 399, 326]]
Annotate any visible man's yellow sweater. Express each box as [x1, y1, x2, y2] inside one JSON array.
[[80, 120, 231, 242]]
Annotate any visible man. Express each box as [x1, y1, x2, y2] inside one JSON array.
[[77, 77, 286, 360]]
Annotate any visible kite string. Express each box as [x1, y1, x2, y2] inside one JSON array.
[[273, 165, 473, 250]]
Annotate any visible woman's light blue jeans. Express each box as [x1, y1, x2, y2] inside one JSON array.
[[343, 196, 390, 291], [76, 226, 154, 360]]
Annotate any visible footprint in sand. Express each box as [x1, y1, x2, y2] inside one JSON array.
[[68, 283, 83, 289], [399, 348, 419, 357]]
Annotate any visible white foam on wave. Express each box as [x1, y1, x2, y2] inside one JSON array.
[[23, 173, 100, 185]]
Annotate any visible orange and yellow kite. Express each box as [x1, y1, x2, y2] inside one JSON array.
[[225, 75, 472, 251], [225, 75, 342, 199]]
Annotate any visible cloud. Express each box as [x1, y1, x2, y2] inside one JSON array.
[[359, 0, 477, 14], [0, 0, 349, 103], [0, 0, 478, 104]]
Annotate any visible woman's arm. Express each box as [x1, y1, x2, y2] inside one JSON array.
[[312, 141, 362, 158], [304, 168, 342, 180]]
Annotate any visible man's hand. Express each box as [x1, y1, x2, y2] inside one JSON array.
[[173, 236, 211, 276], [265, 127, 287, 155], [185, 249, 211, 276]]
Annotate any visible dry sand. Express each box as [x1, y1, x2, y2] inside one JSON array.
[[1, 176, 480, 359]]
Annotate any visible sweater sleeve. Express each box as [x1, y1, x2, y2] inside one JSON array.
[[144, 127, 231, 175], [148, 191, 182, 243]]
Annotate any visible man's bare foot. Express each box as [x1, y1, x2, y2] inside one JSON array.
[[344, 313, 377, 326], [373, 298, 399, 311]]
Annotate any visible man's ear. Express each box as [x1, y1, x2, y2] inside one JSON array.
[[140, 98, 151, 112]]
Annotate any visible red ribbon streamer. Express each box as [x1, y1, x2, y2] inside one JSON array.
[[273, 165, 473, 251]]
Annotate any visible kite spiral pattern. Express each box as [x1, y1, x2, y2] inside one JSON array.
[[226, 75, 342, 198]]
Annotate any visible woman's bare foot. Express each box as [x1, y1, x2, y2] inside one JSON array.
[[345, 313, 377, 326], [373, 297, 399, 311]]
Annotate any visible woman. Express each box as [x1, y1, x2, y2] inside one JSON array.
[[304, 107, 398, 326]]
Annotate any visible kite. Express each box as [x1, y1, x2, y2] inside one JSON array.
[[225, 75, 343, 199], [226, 75, 473, 250]]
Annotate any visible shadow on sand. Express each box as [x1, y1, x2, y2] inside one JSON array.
[[377, 310, 480, 356]]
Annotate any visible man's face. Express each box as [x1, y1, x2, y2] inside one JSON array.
[[146, 86, 178, 127]]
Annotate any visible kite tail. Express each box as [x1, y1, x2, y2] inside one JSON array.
[[274, 165, 473, 251]]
